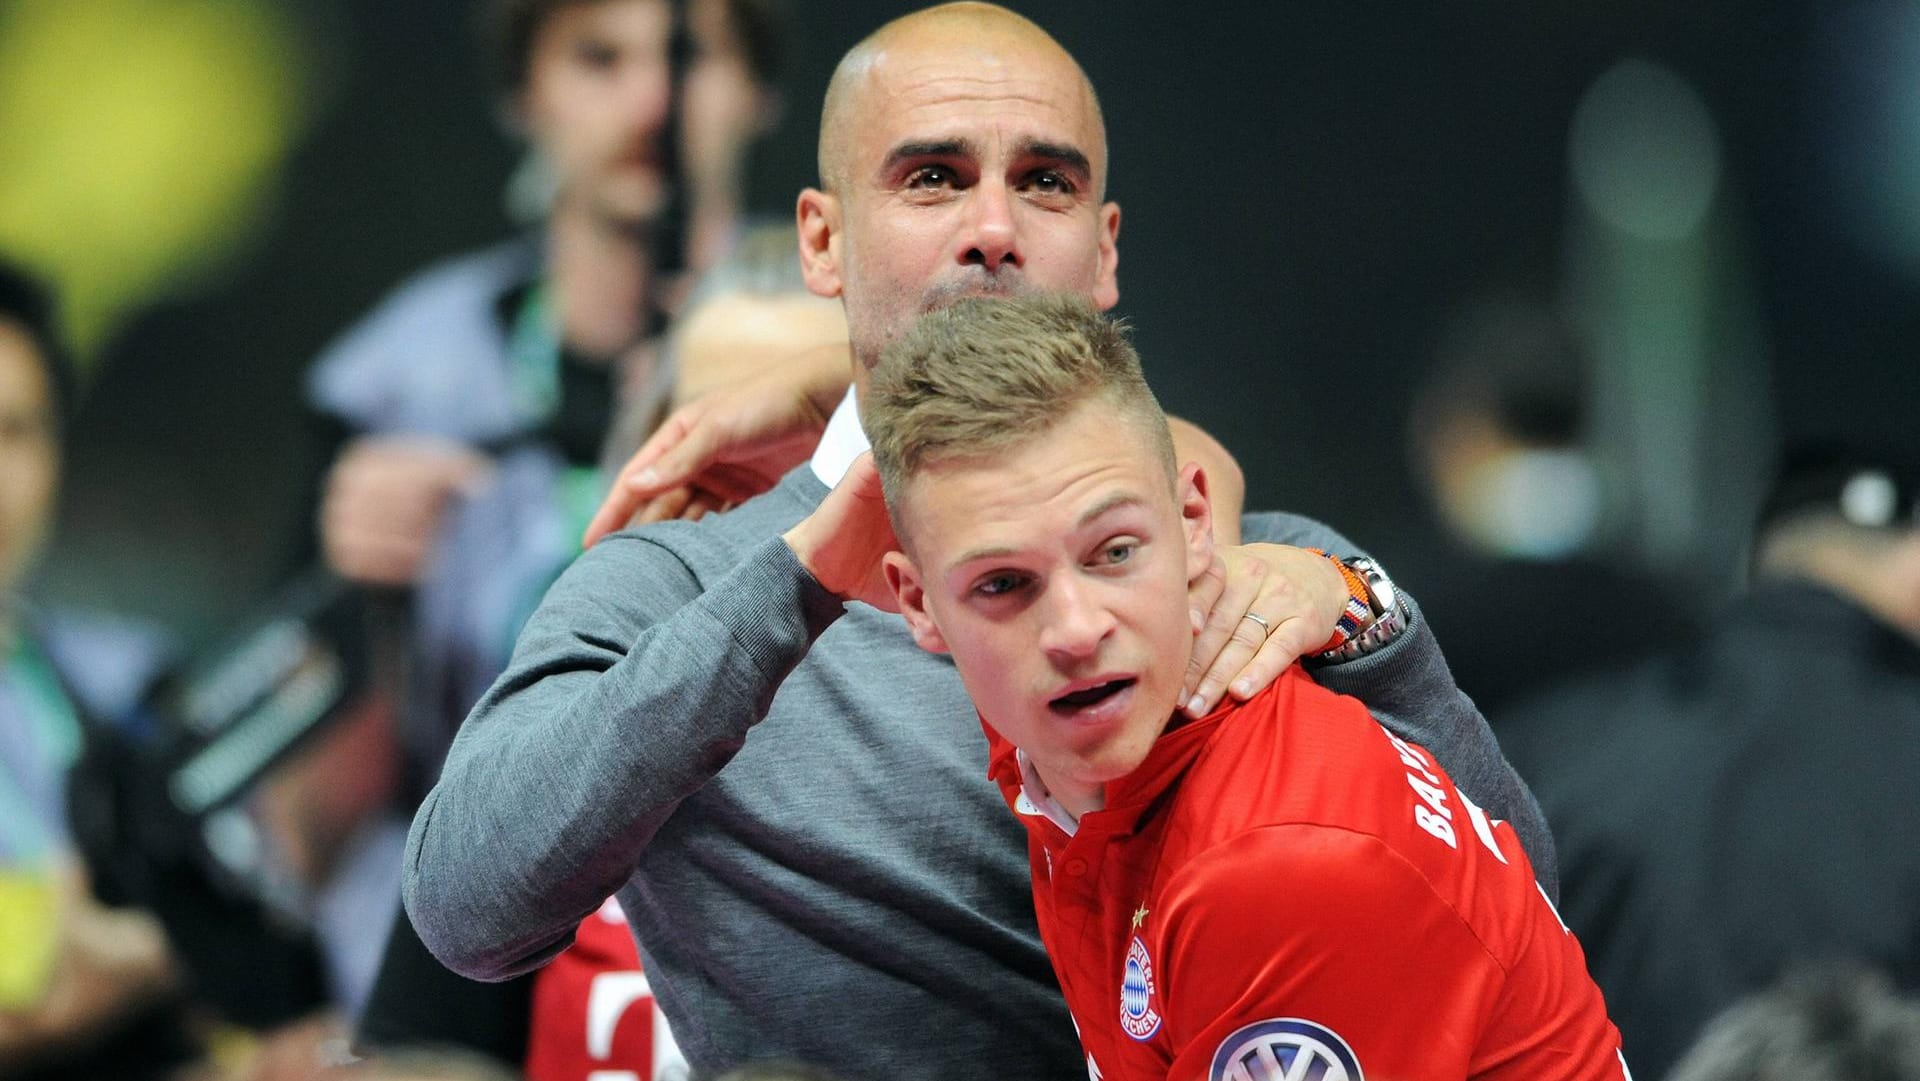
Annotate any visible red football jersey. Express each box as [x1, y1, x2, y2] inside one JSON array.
[[987, 666, 1629, 1081], [523, 898, 687, 1081]]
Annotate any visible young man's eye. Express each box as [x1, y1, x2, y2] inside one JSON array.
[[975, 572, 1028, 597], [1096, 541, 1138, 566]]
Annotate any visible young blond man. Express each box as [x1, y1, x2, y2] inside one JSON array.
[[867, 294, 1628, 1081]]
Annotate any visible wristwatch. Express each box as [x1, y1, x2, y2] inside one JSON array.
[[1315, 556, 1409, 663]]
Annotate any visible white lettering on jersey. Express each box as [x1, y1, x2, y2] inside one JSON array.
[[1407, 774, 1459, 848], [1459, 790, 1509, 864], [1385, 731, 1439, 782], [1385, 726, 1460, 849], [1407, 774, 1452, 820], [1537, 880, 1571, 933], [1415, 804, 1458, 847]]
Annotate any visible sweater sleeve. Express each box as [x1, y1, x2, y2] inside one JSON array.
[[402, 532, 845, 980], [1237, 511, 1558, 899]]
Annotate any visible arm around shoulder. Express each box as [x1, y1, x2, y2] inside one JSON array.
[[1235, 511, 1555, 894], [1307, 586, 1557, 897]]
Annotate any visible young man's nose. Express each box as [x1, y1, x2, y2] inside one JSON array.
[[1040, 579, 1115, 663]]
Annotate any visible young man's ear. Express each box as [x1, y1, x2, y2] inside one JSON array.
[[796, 188, 844, 300], [882, 551, 948, 654], [1178, 462, 1216, 582]]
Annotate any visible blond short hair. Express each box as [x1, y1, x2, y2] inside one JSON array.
[[865, 294, 1175, 513]]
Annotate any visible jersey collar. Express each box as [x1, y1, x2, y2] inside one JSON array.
[[985, 686, 1270, 838]]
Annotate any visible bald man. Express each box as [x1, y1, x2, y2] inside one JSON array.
[[405, 7, 1551, 1078]]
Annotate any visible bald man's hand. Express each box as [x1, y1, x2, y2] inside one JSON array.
[[782, 453, 900, 612], [1181, 544, 1347, 718], [583, 344, 852, 547]]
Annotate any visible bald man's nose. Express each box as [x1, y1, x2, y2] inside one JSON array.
[[960, 182, 1022, 271]]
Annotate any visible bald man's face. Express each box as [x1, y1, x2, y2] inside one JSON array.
[[798, 31, 1120, 376]]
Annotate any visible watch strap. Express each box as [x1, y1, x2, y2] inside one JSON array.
[[1305, 551, 1410, 662], [1305, 548, 1376, 655]]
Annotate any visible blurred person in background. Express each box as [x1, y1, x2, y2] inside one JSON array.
[[1664, 964, 1920, 1081], [1498, 441, 1920, 1078], [341, 2, 795, 1077], [0, 258, 191, 1079], [1400, 296, 1694, 715], [309, 0, 786, 595]]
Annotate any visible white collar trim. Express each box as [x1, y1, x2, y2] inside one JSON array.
[[809, 386, 869, 487], [1014, 748, 1081, 837]]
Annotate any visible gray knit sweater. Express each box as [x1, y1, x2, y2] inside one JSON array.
[[404, 465, 1550, 1081]]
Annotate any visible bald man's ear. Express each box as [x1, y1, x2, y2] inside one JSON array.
[[1092, 201, 1121, 311], [797, 188, 845, 300], [884, 550, 948, 654]]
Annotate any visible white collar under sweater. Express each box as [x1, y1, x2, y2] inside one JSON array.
[[809, 386, 868, 488]]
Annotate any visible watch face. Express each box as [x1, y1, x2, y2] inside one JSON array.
[[1319, 557, 1408, 662], [1347, 557, 1395, 617], [1368, 569, 1397, 616]]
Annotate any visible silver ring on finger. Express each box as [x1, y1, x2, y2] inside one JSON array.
[[1241, 611, 1272, 638]]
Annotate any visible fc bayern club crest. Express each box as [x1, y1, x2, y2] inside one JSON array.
[[1119, 936, 1163, 1040]]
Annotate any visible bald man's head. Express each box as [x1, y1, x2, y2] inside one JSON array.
[[793, 2, 1122, 374], [816, 3, 1105, 195]]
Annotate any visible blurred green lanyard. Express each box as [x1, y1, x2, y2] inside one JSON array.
[[507, 279, 563, 426], [0, 635, 70, 1008], [506, 280, 609, 552], [0, 633, 83, 863]]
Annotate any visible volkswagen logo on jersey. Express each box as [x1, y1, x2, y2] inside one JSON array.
[[1119, 936, 1162, 1040], [1210, 1018, 1362, 1081]]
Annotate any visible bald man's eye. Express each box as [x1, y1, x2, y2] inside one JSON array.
[[1022, 170, 1078, 197], [904, 166, 958, 191]]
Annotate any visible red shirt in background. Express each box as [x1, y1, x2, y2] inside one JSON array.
[[524, 898, 686, 1081]]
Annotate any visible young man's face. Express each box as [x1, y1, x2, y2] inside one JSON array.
[[800, 29, 1121, 373], [0, 319, 58, 598], [887, 401, 1213, 814], [522, 0, 675, 226]]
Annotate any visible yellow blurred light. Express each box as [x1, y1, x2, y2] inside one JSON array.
[[0, 0, 309, 359]]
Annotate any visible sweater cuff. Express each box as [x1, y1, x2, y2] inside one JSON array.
[[699, 536, 847, 678], [1307, 592, 1444, 709]]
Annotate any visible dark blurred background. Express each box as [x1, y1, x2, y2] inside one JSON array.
[[9, 0, 1916, 646]]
